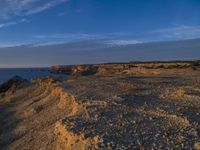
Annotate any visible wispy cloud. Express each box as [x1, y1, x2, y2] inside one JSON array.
[[106, 40, 142, 46], [151, 25, 200, 40], [32, 32, 142, 46], [0, 18, 28, 29], [33, 33, 100, 40], [0, 41, 28, 48], [32, 33, 103, 46], [58, 12, 67, 16], [0, 21, 17, 28], [0, 0, 69, 19], [0, 32, 138, 48], [25, 0, 69, 16]]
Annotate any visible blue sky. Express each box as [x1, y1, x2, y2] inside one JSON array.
[[0, 0, 200, 47], [0, 0, 200, 67]]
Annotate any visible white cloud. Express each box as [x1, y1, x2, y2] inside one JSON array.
[[0, 32, 137, 48], [25, 0, 69, 15], [32, 33, 143, 47], [0, 41, 27, 48], [0, 0, 69, 19], [151, 25, 200, 40], [33, 33, 102, 43], [58, 12, 67, 16], [106, 40, 142, 46], [0, 18, 29, 29], [0, 21, 17, 28], [153, 25, 200, 33]]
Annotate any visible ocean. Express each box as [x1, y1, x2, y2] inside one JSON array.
[[0, 68, 63, 84]]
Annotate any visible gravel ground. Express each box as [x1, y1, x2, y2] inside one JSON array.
[[0, 70, 200, 150]]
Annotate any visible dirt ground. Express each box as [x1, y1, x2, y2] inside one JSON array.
[[0, 68, 200, 149]]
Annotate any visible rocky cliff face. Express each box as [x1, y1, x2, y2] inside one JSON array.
[[51, 61, 200, 76], [0, 76, 30, 98], [0, 76, 85, 150], [0, 76, 29, 93], [51, 65, 98, 76]]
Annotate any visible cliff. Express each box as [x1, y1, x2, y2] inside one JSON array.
[[0, 62, 200, 149], [50, 60, 200, 76]]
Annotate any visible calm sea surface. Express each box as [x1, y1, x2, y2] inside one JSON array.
[[0, 68, 63, 84]]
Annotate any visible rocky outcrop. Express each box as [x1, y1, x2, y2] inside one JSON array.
[[0, 76, 30, 98], [51, 65, 98, 76], [0, 76, 29, 93], [32, 77, 84, 116], [55, 121, 99, 150], [50, 61, 199, 76]]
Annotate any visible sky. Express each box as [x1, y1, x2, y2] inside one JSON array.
[[0, 0, 200, 67]]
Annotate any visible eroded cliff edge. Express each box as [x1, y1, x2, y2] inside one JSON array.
[[50, 60, 200, 76], [0, 61, 200, 150]]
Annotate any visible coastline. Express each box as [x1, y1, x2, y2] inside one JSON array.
[[0, 60, 200, 149]]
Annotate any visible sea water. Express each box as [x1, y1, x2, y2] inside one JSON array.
[[0, 68, 63, 84]]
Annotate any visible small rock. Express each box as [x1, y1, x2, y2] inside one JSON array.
[[194, 142, 200, 150], [149, 117, 153, 120]]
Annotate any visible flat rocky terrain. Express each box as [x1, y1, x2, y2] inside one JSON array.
[[0, 61, 200, 150]]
